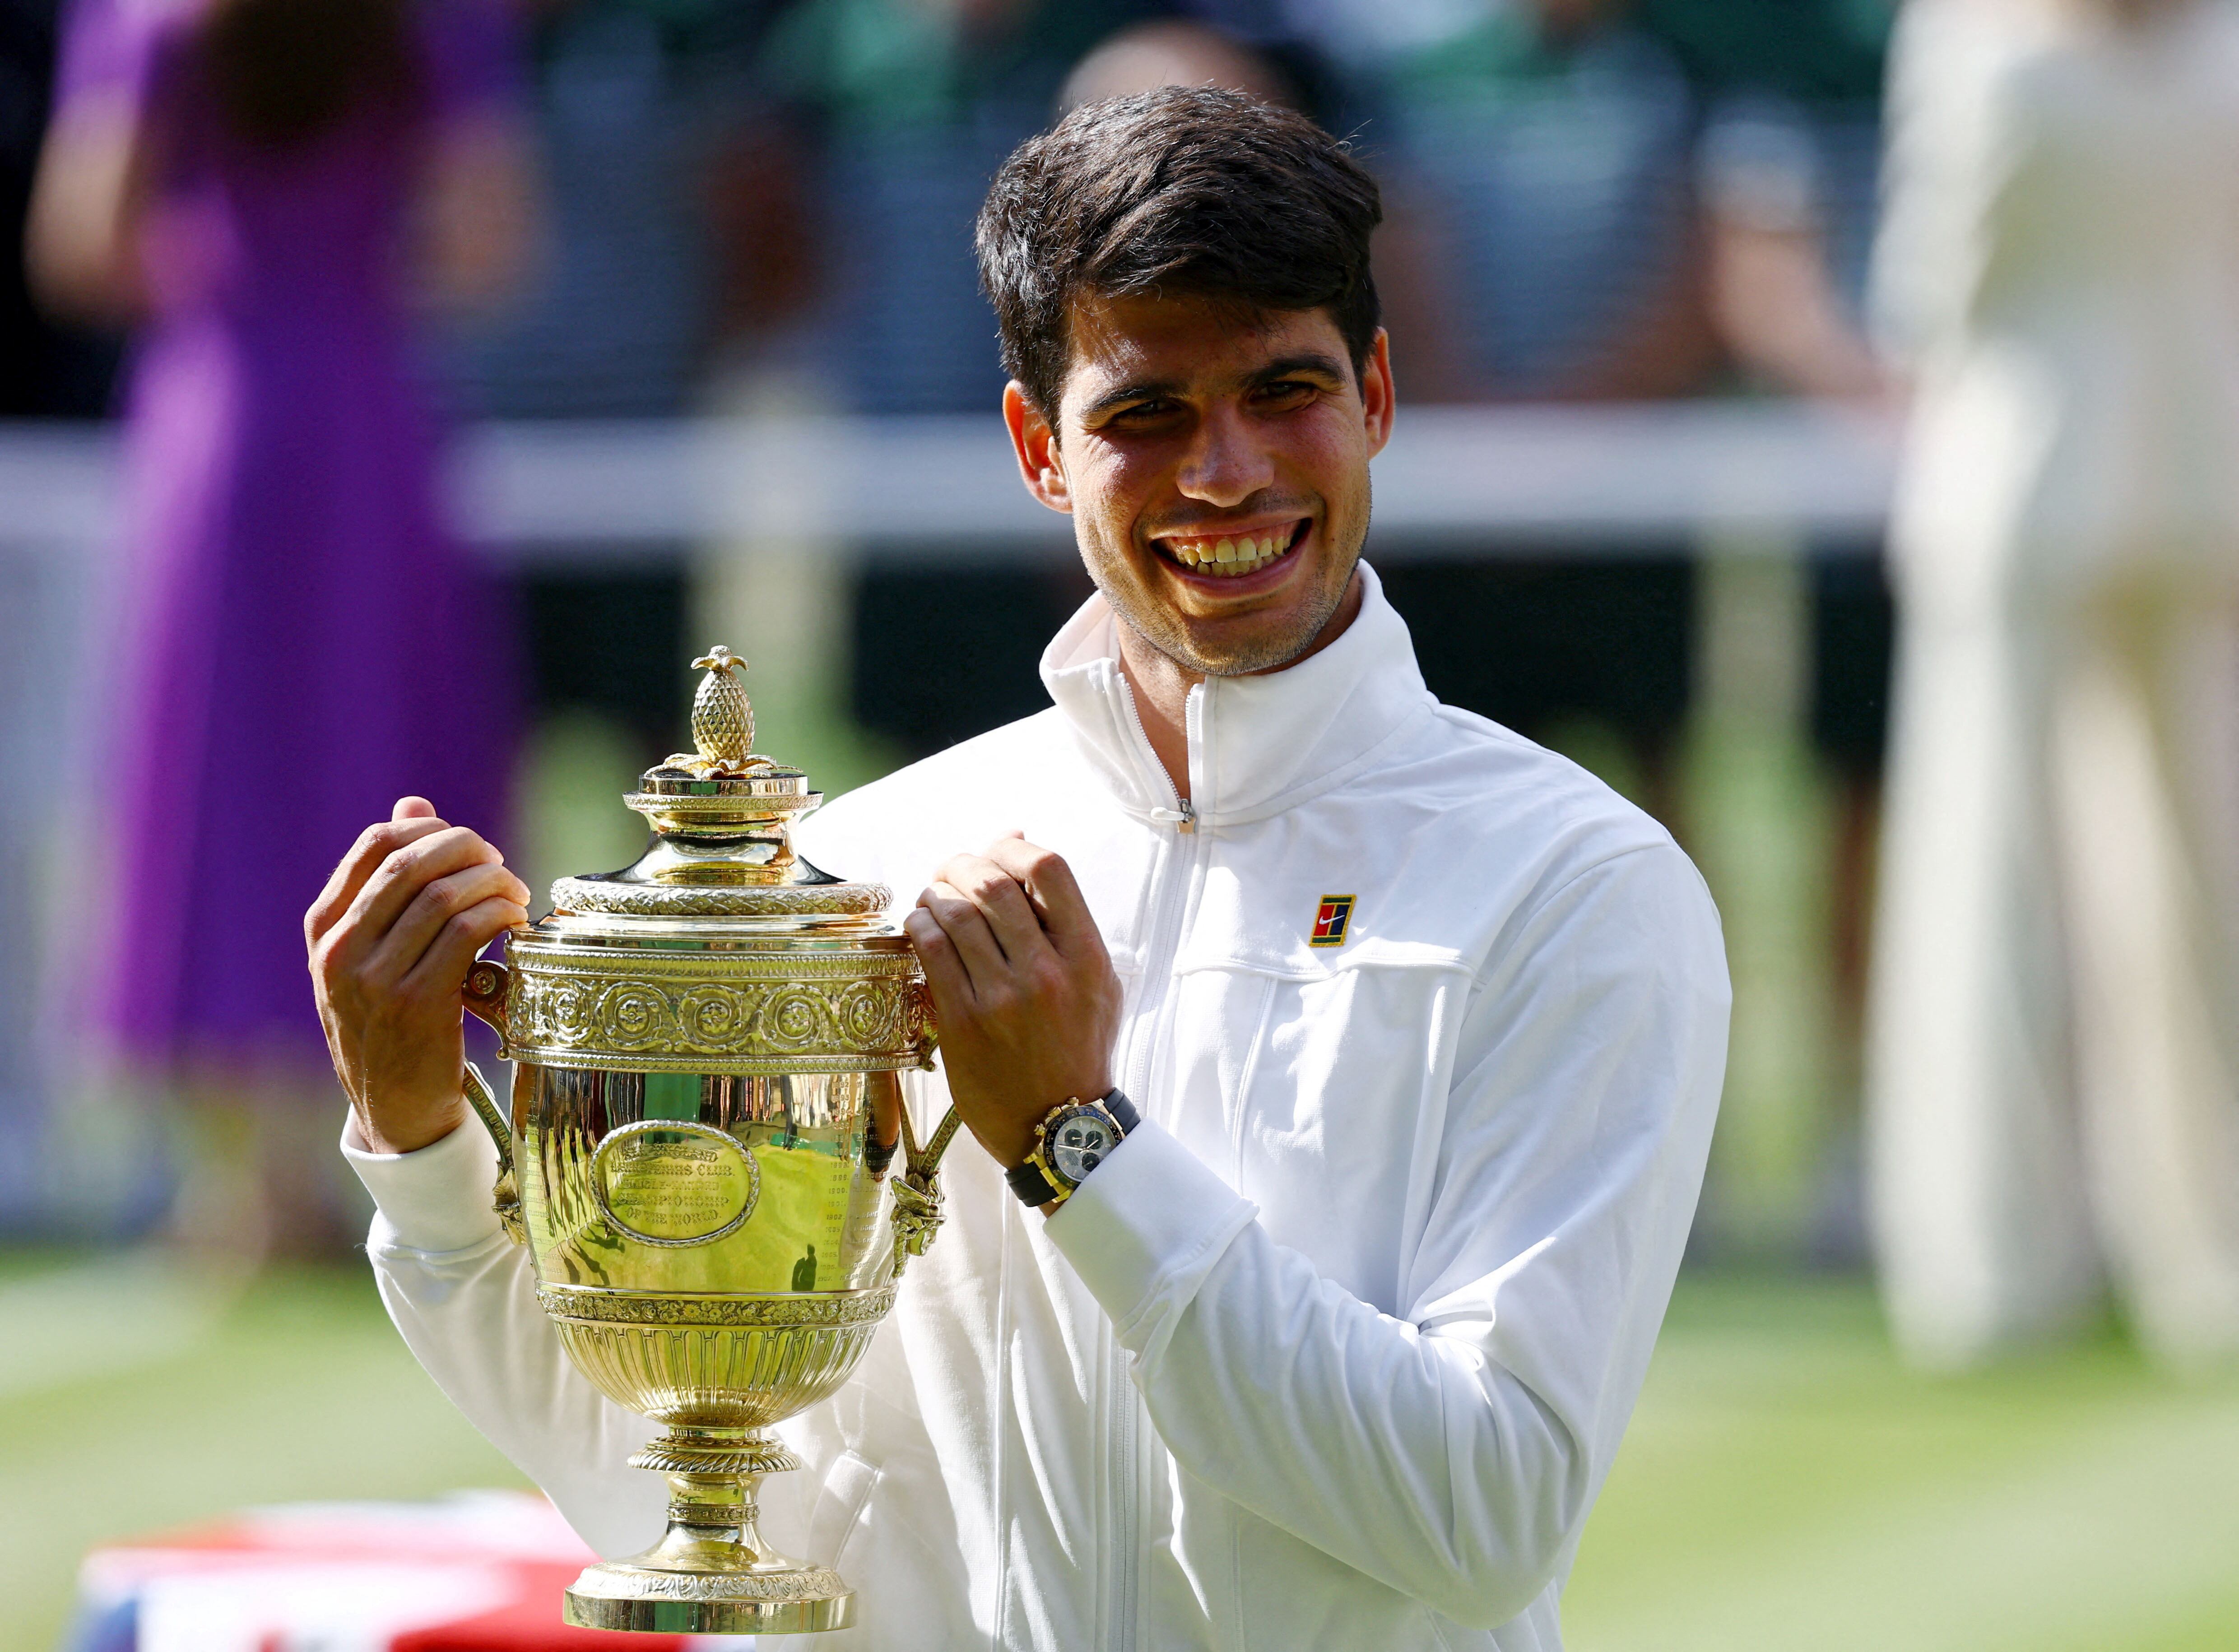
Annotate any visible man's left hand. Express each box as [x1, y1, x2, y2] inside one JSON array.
[[904, 835, 1122, 1171]]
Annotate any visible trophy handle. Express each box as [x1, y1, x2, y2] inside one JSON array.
[[460, 959, 526, 1244], [463, 957, 511, 1057], [887, 1101, 963, 1276], [463, 1059, 527, 1247]]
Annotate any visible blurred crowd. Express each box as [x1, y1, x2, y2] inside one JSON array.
[[1, 0, 1905, 808], [9, 0, 1895, 419], [6, 0, 2239, 1374]]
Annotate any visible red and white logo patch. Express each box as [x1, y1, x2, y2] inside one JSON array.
[[1310, 894, 1356, 948]]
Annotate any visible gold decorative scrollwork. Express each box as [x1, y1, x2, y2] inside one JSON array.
[[538, 1283, 897, 1327], [678, 984, 746, 1044], [833, 980, 900, 1047], [583, 1568, 848, 1603], [669, 1501, 748, 1527], [506, 945, 934, 1074], [761, 985, 825, 1049], [536, 977, 588, 1044], [598, 982, 677, 1050], [553, 878, 889, 919]]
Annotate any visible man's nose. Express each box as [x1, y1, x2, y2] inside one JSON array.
[[1175, 404, 1275, 506]]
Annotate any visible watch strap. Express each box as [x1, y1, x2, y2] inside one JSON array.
[[1006, 1089, 1138, 1207], [1100, 1088, 1141, 1135], [1005, 1157, 1063, 1208]]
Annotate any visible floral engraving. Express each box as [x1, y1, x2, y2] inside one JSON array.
[[678, 984, 745, 1044], [553, 877, 890, 918], [511, 963, 932, 1069], [545, 977, 596, 1044], [835, 980, 900, 1047], [539, 1284, 897, 1327], [599, 983, 678, 1050], [577, 1567, 848, 1603], [761, 985, 825, 1049]]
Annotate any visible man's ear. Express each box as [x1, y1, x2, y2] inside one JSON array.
[[1360, 328, 1396, 461], [1003, 381, 1073, 514]]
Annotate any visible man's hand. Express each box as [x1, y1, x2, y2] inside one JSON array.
[[904, 836, 1122, 1171], [307, 796, 530, 1155]]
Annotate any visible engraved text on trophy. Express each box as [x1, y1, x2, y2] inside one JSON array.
[[591, 1121, 762, 1246]]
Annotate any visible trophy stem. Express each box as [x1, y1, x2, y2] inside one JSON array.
[[562, 1425, 856, 1634]]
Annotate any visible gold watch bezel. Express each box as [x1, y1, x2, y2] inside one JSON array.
[[1025, 1095, 1124, 1204]]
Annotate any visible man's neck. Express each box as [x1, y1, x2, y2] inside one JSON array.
[[1111, 569, 1366, 804]]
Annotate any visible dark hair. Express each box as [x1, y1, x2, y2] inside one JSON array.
[[199, 0, 418, 150], [976, 85, 1383, 422]]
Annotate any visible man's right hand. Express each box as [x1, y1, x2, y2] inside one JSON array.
[[307, 796, 531, 1155]]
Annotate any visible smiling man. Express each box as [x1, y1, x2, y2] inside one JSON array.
[[314, 87, 1728, 1650]]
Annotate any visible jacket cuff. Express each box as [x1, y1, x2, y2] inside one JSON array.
[[339, 1109, 506, 1255], [1045, 1119, 1257, 1367]]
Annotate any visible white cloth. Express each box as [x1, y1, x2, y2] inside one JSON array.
[[344, 566, 1729, 1650], [1869, 0, 2239, 1366]]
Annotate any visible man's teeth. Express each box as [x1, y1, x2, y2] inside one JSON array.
[[1163, 529, 1294, 576]]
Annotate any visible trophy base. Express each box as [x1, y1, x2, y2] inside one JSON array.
[[563, 1555, 855, 1634], [560, 1425, 862, 1633]]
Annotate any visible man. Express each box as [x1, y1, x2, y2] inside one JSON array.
[[1867, 0, 2239, 1369], [309, 87, 1728, 1650]]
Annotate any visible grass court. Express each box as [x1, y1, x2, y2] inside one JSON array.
[[6, 1254, 2234, 1651]]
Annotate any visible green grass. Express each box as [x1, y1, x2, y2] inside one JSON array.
[[1564, 1276, 2239, 1652], [8, 1256, 2237, 1651], [4, 1251, 525, 1652]]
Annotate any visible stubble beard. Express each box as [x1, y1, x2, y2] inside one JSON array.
[[1097, 501, 1369, 680]]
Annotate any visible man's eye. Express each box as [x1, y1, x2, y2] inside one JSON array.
[[1255, 381, 1318, 407], [1110, 399, 1177, 424]]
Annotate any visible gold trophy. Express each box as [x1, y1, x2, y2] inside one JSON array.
[[457, 646, 957, 1633]]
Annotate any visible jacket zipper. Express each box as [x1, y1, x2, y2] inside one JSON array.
[[1109, 677, 1206, 1652]]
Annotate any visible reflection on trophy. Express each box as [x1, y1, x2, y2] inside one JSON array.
[[456, 645, 955, 1633]]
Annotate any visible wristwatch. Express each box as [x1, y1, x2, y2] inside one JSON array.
[[1006, 1089, 1139, 1207]]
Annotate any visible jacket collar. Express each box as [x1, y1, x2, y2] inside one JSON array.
[[1038, 561, 1436, 829]]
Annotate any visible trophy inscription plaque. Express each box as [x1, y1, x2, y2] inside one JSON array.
[[456, 646, 956, 1633]]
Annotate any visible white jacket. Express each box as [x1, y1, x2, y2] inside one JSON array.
[[346, 565, 1728, 1651]]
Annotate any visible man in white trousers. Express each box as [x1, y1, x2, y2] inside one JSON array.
[[1869, 0, 2239, 1370], [307, 88, 1729, 1649]]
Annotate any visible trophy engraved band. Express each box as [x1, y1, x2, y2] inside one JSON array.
[[457, 645, 957, 1633]]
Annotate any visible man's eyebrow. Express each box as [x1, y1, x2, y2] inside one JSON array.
[[1079, 353, 1352, 421], [1248, 352, 1351, 385], [1079, 377, 1186, 421]]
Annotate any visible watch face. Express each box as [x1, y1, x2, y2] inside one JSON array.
[[1048, 1108, 1120, 1185]]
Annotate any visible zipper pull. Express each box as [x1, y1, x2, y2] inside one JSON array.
[[1148, 800, 1197, 835]]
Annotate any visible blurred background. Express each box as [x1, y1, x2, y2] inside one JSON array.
[[5, 0, 2239, 1645]]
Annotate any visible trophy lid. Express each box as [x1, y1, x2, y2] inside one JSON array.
[[548, 646, 890, 922]]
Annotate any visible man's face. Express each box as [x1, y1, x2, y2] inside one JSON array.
[[1004, 292, 1395, 678]]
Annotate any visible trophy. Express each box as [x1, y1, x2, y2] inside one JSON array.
[[456, 646, 957, 1633]]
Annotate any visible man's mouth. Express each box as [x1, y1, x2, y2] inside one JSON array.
[[1151, 520, 1307, 579]]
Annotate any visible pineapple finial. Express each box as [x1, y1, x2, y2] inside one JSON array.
[[689, 646, 755, 771]]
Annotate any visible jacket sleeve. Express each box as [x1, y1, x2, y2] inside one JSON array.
[[1044, 843, 1729, 1630], [342, 1116, 669, 1559]]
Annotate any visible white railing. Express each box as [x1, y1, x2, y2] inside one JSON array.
[[0, 403, 1898, 1235], [3, 401, 1897, 562]]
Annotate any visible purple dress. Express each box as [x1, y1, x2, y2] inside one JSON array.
[[58, 0, 520, 1075]]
